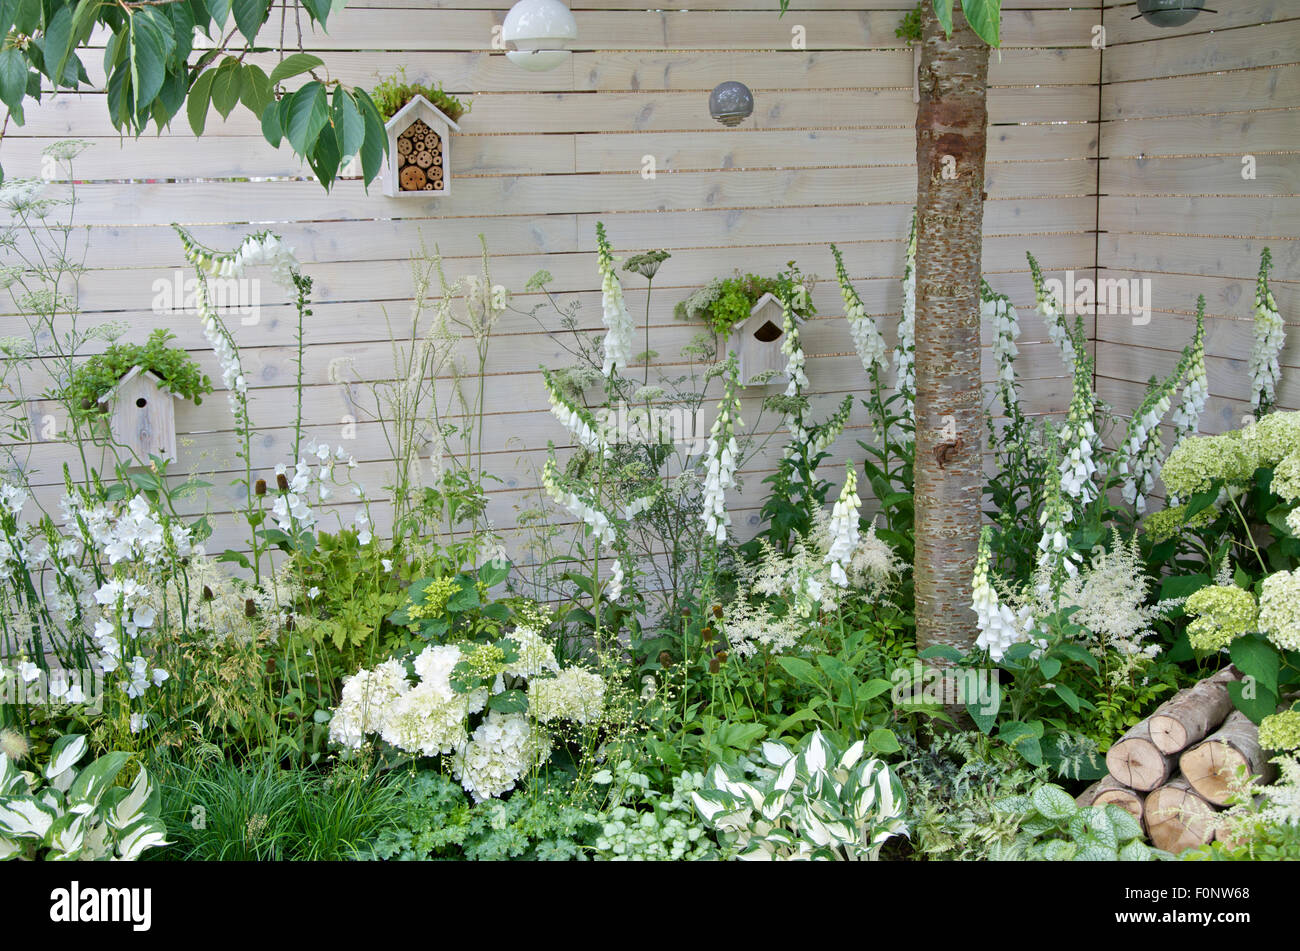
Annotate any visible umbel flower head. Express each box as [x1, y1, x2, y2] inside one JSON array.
[[624, 250, 670, 280], [824, 463, 861, 587]]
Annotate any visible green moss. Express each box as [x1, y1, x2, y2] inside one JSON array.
[[371, 68, 470, 123], [63, 329, 212, 416]]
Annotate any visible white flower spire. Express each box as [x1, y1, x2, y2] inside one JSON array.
[[542, 369, 609, 456], [894, 212, 917, 431], [1171, 297, 1207, 441], [982, 281, 1021, 414], [1249, 247, 1284, 415], [972, 527, 1035, 662], [832, 245, 888, 378], [702, 357, 743, 545], [1028, 252, 1076, 375], [596, 222, 635, 377], [779, 288, 808, 397], [825, 463, 861, 586]]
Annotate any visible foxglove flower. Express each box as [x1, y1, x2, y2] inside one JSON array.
[[596, 223, 635, 376], [1249, 248, 1284, 414], [833, 246, 888, 377], [779, 289, 808, 397], [824, 464, 861, 587], [702, 358, 743, 545], [894, 212, 917, 430], [1171, 298, 1207, 441], [972, 527, 1035, 662], [1029, 252, 1076, 374]]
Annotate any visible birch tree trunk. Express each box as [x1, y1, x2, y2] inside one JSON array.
[[912, 5, 991, 655]]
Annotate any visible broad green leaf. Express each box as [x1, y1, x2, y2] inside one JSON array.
[[239, 63, 273, 117], [332, 87, 365, 160], [1230, 633, 1279, 698], [260, 97, 283, 147], [1104, 804, 1142, 843], [0, 48, 30, 114], [961, 0, 1001, 48], [231, 0, 270, 43], [775, 656, 820, 687], [210, 57, 242, 119], [1227, 677, 1278, 726], [867, 728, 900, 755], [268, 52, 324, 86], [1030, 783, 1076, 821], [932, 0, 954, 36]]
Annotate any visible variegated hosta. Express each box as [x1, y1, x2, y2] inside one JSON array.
[[0, 734, 168, 861], [692, 729, 908, 860]]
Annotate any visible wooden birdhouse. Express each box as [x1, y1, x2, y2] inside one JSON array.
[[97, 366, 179, 464], [383, 95, 460, 198], [727, 292, 791, 386]]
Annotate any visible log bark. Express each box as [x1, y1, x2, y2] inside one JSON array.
[[1106, 720, 1176, 792], [1148, 667, 1240, 755], [1145, 776, 1217, 854], [911, 3, 990, 657], [1076, 775, 1144, 826], [1179, 710, 1279, 805]]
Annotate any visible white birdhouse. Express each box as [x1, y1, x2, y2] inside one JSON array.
[[383, 95, 461, 198], [97, 366, 179, 464], [727, 292, 791, 386]]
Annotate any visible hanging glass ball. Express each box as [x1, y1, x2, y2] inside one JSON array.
[[709, 82, 754, 128], [1135, 0, 1208, 29]]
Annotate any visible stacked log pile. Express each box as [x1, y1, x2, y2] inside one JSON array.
[[1076, 668, 1279, 852], [396, 119, 445, 192]]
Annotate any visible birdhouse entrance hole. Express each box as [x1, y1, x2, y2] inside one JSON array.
[[754, 320, 782, 342], [136, 397, 148, 408]]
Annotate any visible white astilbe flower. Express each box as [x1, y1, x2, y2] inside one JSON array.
[[527, 667, 606, 725], [452, 711, 551, 803], [833, 246, 888, 377], [542, 369, 609, 455], [824, 464, 861, 587], [702, 358, 743, 545], [849, 521, 903, 596], [721, 593, 803, 658], [542, 458, 616, 545], [1249, 248, 1285, 414], [596, 222, 634, 376], [1057, 531, 1174, 662], [1029, 252, 1075, 374], [779, 290, 808, 397], [329, 659, 410, 749], [1171, 300, 1207, 440], [895, 212, 917, 426], [972, 528, 1035, 662]]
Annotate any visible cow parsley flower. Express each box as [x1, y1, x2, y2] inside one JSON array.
[[596, 222, 635, 376], [824, 464, 861, 587], [1249, 248, 1284, 414]]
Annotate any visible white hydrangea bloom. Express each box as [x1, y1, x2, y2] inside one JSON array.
[[527, 667, 606, 725], [329, 658, 411, 749], [452, 711, 551, 803], [504, 627, 559, 679]]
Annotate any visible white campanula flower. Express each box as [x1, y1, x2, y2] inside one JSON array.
[[0, 482, 27, 517], [130, 713, 147, 734], [824, 464, 861, 587], [596, 223, 635, 376], [702, 358, 743, 545]]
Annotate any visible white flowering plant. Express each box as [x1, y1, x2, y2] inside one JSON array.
[[0, 734, 168, 861], [692, 730, 909, 860]]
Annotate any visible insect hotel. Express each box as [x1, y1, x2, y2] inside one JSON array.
[[727, 292, 792, 387], [383, 95, 460, 197], [97, 366, 180, 464]]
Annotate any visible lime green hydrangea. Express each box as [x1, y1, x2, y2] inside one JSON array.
[[1271, 453, 1300, 503], [1142, 503, 1218, 542], [1258, 710, 1300, 752], [1241, 411, 1300, 471], [1184, 584, 1258, 651], [1259, 570, 1300, 652], [1161, 430, 1256, 499], [405, 576, 462, 624], [461, 642, 508, 680]]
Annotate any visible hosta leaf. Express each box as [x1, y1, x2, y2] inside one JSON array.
[[46, 735, 87, 781]]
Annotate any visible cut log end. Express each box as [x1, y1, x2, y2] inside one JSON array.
[[1180, 710, 1278, 806], [1145, 777, 1216, 854], [1106, 721, 1175, 792]]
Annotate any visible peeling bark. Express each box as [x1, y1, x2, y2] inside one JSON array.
[[913, 6, 990, 656]]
